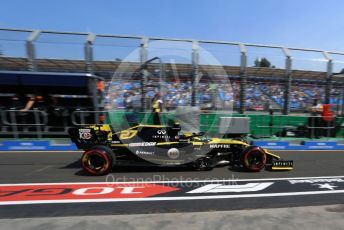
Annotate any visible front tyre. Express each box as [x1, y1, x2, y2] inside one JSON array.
[[81, 145, 115, 176], [240, 146, 267, 172]]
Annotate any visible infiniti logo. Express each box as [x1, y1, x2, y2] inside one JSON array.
[[157, 130, 167, 135]]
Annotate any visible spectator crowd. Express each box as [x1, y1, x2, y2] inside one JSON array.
[[104, 77, 343, 112]]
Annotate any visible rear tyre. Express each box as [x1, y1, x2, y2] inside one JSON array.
[[240, 146, 266, 172], [81, 145, 115, 176]]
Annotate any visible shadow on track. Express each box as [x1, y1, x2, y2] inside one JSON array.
[[65, 160, 255, 177]]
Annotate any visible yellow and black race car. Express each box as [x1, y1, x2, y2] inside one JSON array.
[[69, 123, 293, 175]]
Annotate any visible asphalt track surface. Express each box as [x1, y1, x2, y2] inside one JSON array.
[[0, 150, 344, 218]]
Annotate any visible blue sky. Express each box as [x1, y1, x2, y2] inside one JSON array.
[[2, 0, 344, 50], [1, 0, 344, 70]]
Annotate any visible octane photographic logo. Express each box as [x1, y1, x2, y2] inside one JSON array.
[[107, 40, 233, 165], [105, 174, 240, 189]]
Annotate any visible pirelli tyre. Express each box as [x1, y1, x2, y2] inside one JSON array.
[[81, 145, 115, 176], [240, 146, 267, 172]]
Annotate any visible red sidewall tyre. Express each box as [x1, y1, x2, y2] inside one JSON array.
[[81, 146, 114, 176], [241, 146, 267, 172]]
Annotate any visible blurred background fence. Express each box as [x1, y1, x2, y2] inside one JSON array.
[[0, 28, 343, 139]]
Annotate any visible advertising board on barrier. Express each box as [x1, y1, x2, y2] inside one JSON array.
[[251, 141, 289, 150], [0, 141, 77, 151], [303, 141, 338, 150], [251, 141, 344, 150]]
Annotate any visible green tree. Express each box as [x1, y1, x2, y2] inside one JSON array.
[[254, 58, 260, 67], [254, 57, 271, 68]]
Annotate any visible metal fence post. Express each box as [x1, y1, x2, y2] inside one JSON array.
[[323, 52, 333, 104], [85, 33, 96, 74], [282, 47, 292, 115], [239, 44, 247, 114], [140, 37, 148, 64], [26, 30, 40, 71], [33, 110, 42, 138], [9, 111, 19, 139], [191, 40, 199, 107], [159, 60, 166, 96], [141, 69, 148, 112], [140, 37, 148, 111]]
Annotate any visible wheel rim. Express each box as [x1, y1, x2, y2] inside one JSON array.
[[82, 150, 110, 175], [247, 151, 263, 166], [88, 154, 105, 170], [243, 148, 266, 171]]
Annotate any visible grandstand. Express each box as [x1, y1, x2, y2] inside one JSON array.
[[1, 57, 342, 112], [0, 57, 343, 110], [0, 28, 343, 138]]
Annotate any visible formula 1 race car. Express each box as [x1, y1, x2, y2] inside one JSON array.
[[69, 123, 293, 175]]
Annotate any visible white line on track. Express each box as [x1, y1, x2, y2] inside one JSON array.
[[33, 166, 51, 173]]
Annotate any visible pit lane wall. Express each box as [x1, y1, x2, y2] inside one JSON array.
[[0, 112, 343, 151], [0, 140, 343, 151]]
